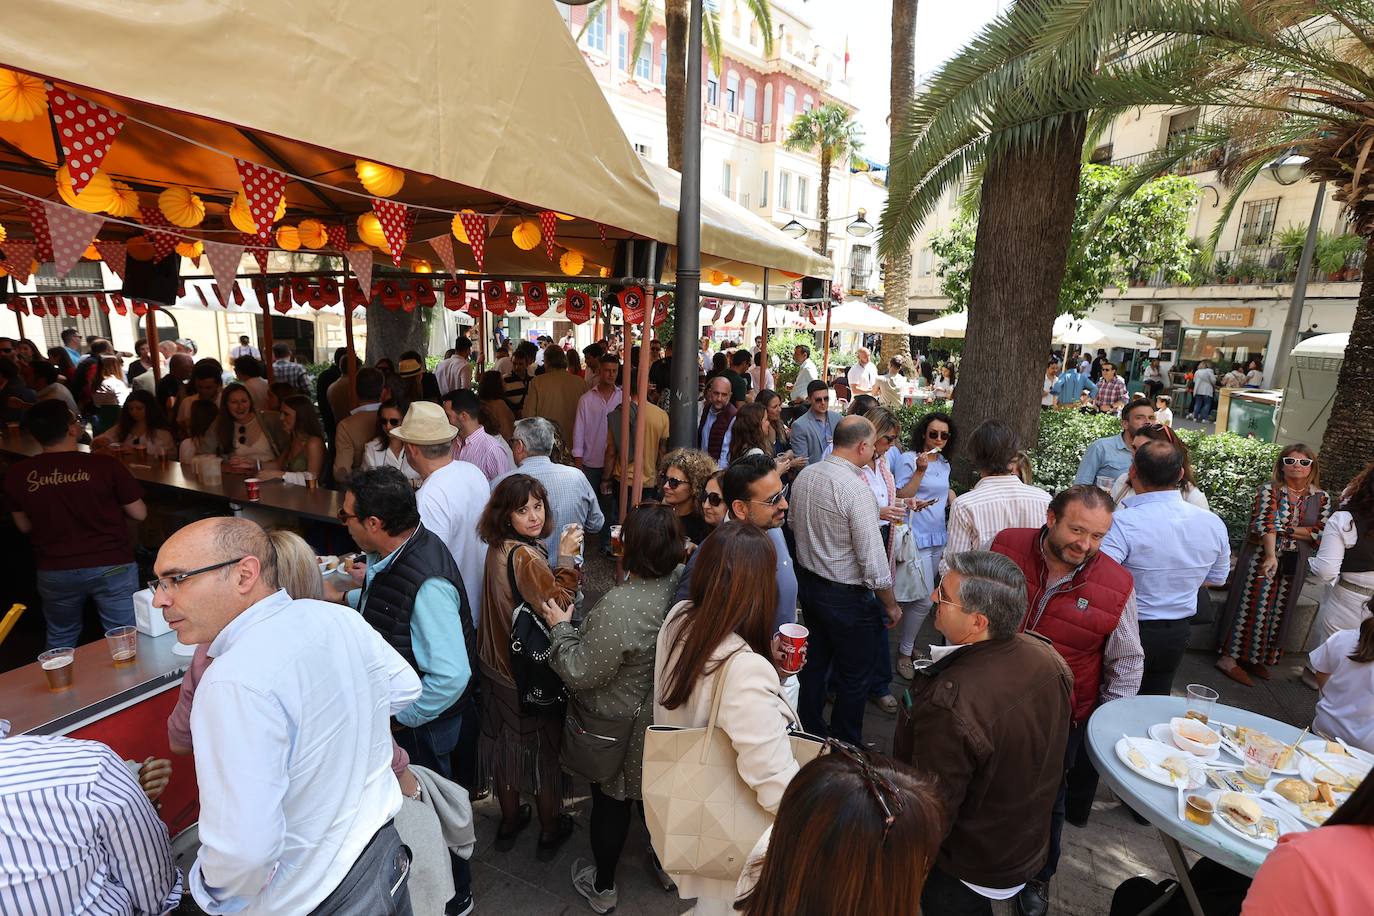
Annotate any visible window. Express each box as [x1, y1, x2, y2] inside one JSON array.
[[585, 9, 607, 52], [618, 31, 629, 71], [802, 94, 814, 113], [707, 66, 719, 106], [1165, 108, 1200, 148], [762, 84, 773, 123], [731, 7, 741, 36], [760, 169, 769, 207], [743, 79, 757, 120], [659, 46, 667, 84], [918, 247, 935, 277], [725, 72, 739, 113], [749, 20, 759, 46], [636, 40, 652, 80], [1237, 198, 1280, 248], [633, 141, 653, 158], [797, 176, 810, 214], [779, 171, 791, 210], [782, 86, 796, 124], [721, 161, 733, 198]]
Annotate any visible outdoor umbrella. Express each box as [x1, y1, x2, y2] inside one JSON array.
[[909, 312, 969, 339], [826, 299, 921, 335], [1051, 316, 1156, 349]]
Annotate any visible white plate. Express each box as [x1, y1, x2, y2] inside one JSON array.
[[1207, 790, 1305, 849], [1115, 738, 1205, 788], [1301, 739, 1374, 768], [1150, 723, 1221, 762], [1298, 753, 1370, 789], [1214, 723, 1302, 776]]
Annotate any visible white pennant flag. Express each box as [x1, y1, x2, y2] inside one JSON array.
[[203, 240, 245, 307], [94, 241, 127, 280], [346, 249, 374, 304], [43, 201, 104, 277], [428, 234, 457, 275]]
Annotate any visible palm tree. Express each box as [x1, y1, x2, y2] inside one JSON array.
[[882, 0, 920, 361], [784, 103, 865, 257], [578, 0, 774, 171]]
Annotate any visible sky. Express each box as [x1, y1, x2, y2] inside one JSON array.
[[805, 0, 1008, 160]]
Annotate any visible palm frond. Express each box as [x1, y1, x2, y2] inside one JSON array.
[[702, 7, 724, 80], [628, 0, 654, 71], [574, 0, 609, 41], [741, 0, 776, 56]]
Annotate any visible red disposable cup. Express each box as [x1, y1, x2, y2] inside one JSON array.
[[244, 477, 262, 501], [777, 623, 808, 674]]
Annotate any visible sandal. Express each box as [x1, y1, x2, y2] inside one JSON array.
[[896, 656, 916, 681], [536, 813, 576, 861], [494, 803, 532, 852]]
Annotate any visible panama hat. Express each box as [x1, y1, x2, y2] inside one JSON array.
[[388, 401, 458, 446], [398, 357, 425, 378]]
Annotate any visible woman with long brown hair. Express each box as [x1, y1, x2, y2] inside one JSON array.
[[653, 523, 802, 915], [476, 474, 581, 859], [1303, 459, 1374, 688], [735, 750, 941, 915], [257, 395, 326, 484], [1217, 444, 1331, 685], [727, 402, 773, 466]]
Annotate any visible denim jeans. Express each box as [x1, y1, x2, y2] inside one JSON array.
[[1038, 722, 1087, 881], [308, 822, 412, 916], [796, 568, 882, 745], [36, 563, 138, 649], [395, 711, 473, 905], [1192, 393, 1215, 421]]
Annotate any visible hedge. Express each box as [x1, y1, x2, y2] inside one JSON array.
[[892, 403, 1277, 544]]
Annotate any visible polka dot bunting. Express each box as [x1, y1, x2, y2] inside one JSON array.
[[42, 201, 104, 277], [45, 87, 127, 195], [137, 205, 180, 261], [325, 222, 348, 252], [371, 198, 411, 268], [538, 211, 557, 260], [94, 241, 127, 280], [428, 234, 457, 275], [458, 210, 487, 272], [234, 159, 286, 240], [22, 199, 54, 261]]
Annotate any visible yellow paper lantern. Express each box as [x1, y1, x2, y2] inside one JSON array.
[[728, 276, 742, 287], [276, 225, 301, 251], [106, 181, 139, 218], [451, 210, 476, 245], [414, 260, 432, 274], [355, 159, 404, 197], [511, 219, 541, 251], [357, 212, 388, 249], [158, 186, 205, 228], [0, 222, 6, 244], [559, 250, 584, 276], [554, 212, 574, 221], [83, 243, 101, 260], [229, 191, 286, 235], [708, 270, 726, 285], [298, 218, 327, 249], [0, 69, 46, 122], [599, 266, 611, 278], [0, 267, 7, 278], [56, 166, 116, 213], [126, 236, 156, 261], [175, 240, 204, 259]]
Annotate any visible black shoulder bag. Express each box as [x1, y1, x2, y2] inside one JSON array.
[[507, 545, 567, 713]]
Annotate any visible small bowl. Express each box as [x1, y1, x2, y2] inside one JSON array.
[[1170, 717, 1221, 756]]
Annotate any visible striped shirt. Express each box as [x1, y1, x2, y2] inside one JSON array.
[[453, 426, 514, 483], [271, 359, 310, 394], [941, 475, 1052, 574], [0, 734, 182, 916], [789, 455, 893, 591]]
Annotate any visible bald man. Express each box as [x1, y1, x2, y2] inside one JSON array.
[[153, 518, 420, 915]]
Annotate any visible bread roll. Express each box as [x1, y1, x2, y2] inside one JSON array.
[[1274, 778, 1316, 803], [1220, 792, 1262, 827]]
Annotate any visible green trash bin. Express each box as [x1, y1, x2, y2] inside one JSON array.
[[1226, 392, 1279, 442]]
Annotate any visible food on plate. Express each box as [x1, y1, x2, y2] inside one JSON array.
[[1273, 778, 1317, 804], [1257, 817, 1280, 841], [1317, 783, 1336, 806], [1127, 746, 1149, 770], [1219, 792, 1262, 828], [1161, 755, 1192, 780], [1276, 744, 1296, 770], [1313, 768, 1348, 787], [1325, 741, 1347, 755], [1299, 801, 1336, 825], [1171, 717, 1220, 747]]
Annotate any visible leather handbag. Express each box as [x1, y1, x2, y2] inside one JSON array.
[[561, 698, 642, 785], [506, 546, 566, 713], [641, 652, 824, 882]]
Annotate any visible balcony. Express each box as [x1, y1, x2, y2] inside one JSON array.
[[844, 267, 873, 295], [1126, 244, 1365, 289], [1110, 146, 1225, 177]]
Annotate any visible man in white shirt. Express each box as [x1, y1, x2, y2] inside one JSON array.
[[435, 337, 474, 394], [790, 345, 819, 403], [847, 347, 879, 397], [152, 517, 421, 915], [943, 420, 1052, 573], [229, 335, 260, 361]]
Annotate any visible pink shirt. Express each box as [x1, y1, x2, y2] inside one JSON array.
[[453, 425, 513, 483], [572, 386, 621, 469], [1242, 825, 1374, 915]]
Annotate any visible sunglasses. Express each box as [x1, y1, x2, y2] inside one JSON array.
[[926, 429, 950, 441], [749, 488, 786, 507], [1142, 422, 1177, 444], [661, 475, 687, 490], [382, 417, 402, 427], [703, 491, 724, 507], [237, 424, 248, 446], [826, 739, 902, 843], [1282, 456, 1314, 468]]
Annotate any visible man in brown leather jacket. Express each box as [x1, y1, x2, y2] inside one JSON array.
[[893, 550, 1073, 916]]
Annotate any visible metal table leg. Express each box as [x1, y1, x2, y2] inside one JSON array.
[[1157, 828, 1205, 916]]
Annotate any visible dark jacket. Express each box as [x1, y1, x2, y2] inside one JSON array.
[[893, 632, 1073, 888]]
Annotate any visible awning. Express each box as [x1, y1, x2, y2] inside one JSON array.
[[911, 311, 1156, 349], [910, 312, 969, 339], [827, 299, 919, 335]]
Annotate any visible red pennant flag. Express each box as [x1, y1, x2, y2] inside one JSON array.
[[138, 206, 180, 261], [96, 295, 111, 314], [46, 88, 128, 194], [8, 298, 26, 316], [325, 223, 348, 251], [428, 234, 457, 275], [238, 234, 269, 275], [234, 159, 285, 240], [399, 283, 419, 313], [2, 243, 36, 283], [538, 211, 558, 260], [482, 280, 509, 314], [29, 297, 44, 317], [414, 278, 436, 308], [619, 286, 646, 325], [78, 297, 91, 318], [597, 223, 608, 246], [345, 249, 374, 301], [458, 211, 487, 271], [109, 293, 128, 316], [94, 241, 127, 280], [653, 294, 671, 327], [522, 281, 548, 316], [132, 300, 148, 318], [62, 295, 79, 317], [464, 296, 482, 319], [23, 200, 54, 262], [290, 277, 313, 305], [43, 201, 104, 276], [371, 199, 411, 267], [443, 278, 465, 311], [564, 289, 592, 325]]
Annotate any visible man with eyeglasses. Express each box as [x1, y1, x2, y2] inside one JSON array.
[[892, 550, 1072, 916], [789, 379, 843, 466], [1090, 361, 1127, 414], [3, 400, 146, 649], [150, 517, 422, 915], [1073, 398, 1155, 488]]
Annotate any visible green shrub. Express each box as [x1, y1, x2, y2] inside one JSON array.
[[1032, 411, 1122, 493]]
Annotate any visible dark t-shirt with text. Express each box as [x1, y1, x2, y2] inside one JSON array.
[[4, 452, 143, 570]]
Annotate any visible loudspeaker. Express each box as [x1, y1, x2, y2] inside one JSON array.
[[800, 277, 826, 301], [613, 240, 668, 282], [122, 253, 180, 306]]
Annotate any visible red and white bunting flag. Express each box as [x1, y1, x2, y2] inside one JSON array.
[[138, 206, 179, 261], [325, 222, 348, 251], [203, 240, 245, 307], [597, 223, 607, 246], [464, 296, 482, 319], [443, 278, 465, 311], [2, 242, 36, 283], [109, 293, 128, 316], [29, 297, 45, 317], [23, 200, 54, 262], [345, 248, 374, 298], [94, 241, 127, 280], [538, 211, 557, 260], [620, 286, 646, 325], [723, 303, 737, 325], [78, 296, 91, 318], [8, 298, 26, 316], [234, 159, 285, 240], [43, 201, 103, 276], [371, 198, 410, 267], [239, 233, 269, 275], [564, 289, 592, 324], [62, 295, 78, 316], [428, 234, 457, 275], [522, 281, 548, 316], [652, 293, 671, 327], [482, 280, 509, 313], [46, 88, 128, 194], [458, 211, 487, 271]]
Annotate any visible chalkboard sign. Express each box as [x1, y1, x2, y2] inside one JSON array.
[[1161, 319, 1183, 351]]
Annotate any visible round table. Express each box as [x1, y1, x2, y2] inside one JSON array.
[[1087, 695, 1308, 914]]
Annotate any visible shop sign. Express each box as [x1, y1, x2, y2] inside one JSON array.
[[1193, 307, 1255, 327]]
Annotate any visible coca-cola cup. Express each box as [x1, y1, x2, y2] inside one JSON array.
[[244, 478, 262, 501], [777, 623, 809, 675]]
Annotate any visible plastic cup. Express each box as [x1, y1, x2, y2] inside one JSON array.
[[1185, 684, 1219, 724], [610, 525, 624, 558], [1185, 794, 1214, 826], [304, 472, 318, 491], [1095, 474, 1116, 492], [777, 623, 809, 674], [38, 648, 75, 691], [1243, 732, 1284, 785], [105, 626, 138, 668], [244, 478, 262, 501]]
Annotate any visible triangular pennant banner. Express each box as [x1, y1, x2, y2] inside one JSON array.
[[43, 201, 104, 277], [23, 200, 54, 262], [109, 293, 128, 316], [94, 241, 127, 280], [653, 294, 671, 327], [325, 223, 348, 251], [203, 240, 245, 307], [345, 248, 375, 300], [428, 234, 457, 275], [620, 286, 646, 325], [564, 289, 592, 325], [238, 234, 269, 275], [538, 211, 557, 260], [482, 280, 509, 314], [522, 281, 548, 316], [138, 206, 180, 261], [234, 159, 285, 239], [597, 223, 608, 246], [458, 211, 487, 271], [46, 87, 128, 194], [371, 198, 410, 268], [2, 242, 36, 283]]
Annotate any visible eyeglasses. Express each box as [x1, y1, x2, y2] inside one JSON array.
[[703, 491, 724, 507], [878, 434, 898, 445], [933, 584, 963, 610], [826, 739, 902, 843], [661, 475, 687, 490], [148, 557, 245, 595], [1142, 422, 1177, 444], [1282, 456, 1314, 468], [749, 488, 786, 507], [926, 429, 950, 441], [337, 509, 360, 523]]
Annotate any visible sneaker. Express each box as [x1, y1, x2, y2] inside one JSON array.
[[646, 848, 676, 893], [446, 893, 475, 916], [571, 859, 618, 914]]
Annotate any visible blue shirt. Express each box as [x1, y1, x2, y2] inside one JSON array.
[[1074, 434, 1135, 486], [1053, 368, 1097, 405], [1100, 490, 1231, 621], [349, 537, 472, 727], [674, 524, 796, 629], [892, 450, 951, 548]]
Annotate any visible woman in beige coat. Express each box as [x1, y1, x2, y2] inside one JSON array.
[[653, 523, 801, 915]]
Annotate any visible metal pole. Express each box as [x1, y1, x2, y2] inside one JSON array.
[[1273, 180, 1325, 384], [668, 0, 704, 448], [760, 267, 770, 386], [631, 242, 658, 508], [617, 244, 636, 541], [261, 283, 276, 385], [821, 302, 833, 381], [145, 307, 161, 385], [342, 272, 358, 412]]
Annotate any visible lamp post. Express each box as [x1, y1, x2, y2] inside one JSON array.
[[668, 0, 705, 447], [1268, 152, 1322, 384]]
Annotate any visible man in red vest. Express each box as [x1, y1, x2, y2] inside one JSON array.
[[697, 375, 736, 463], [992, 485, 1143, 916]]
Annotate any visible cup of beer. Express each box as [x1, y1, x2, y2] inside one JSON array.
[[105, 626, 138, 668], [610, 525, 624, 558], [303, 472, 318, 491], [38, 648, 75, 692], [244, 478, 262, 501], [777, 623, 809, 675]]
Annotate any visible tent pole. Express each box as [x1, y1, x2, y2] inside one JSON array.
[[668, 0, 704, 448], [631, 243, 657, 508], [342, 269, 358, 412], [760, 268, 769, 384], [145, 306, 161, 385], [261, 282, 276, 385], [821, 301, 832, 381]]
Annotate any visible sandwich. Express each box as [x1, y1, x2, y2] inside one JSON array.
[[1219, 792, 1262, 829], [1161, 756, 1191, 781]]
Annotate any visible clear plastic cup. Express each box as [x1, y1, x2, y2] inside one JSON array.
[[105, 626, 138, 668], [38, 648, 75, 691], [1185, 684, 1219, 725]]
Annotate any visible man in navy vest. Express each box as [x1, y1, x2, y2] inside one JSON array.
[[697, 375, 736, 463], [992, 485, 1143, 916]]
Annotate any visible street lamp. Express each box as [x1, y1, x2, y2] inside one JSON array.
[[1268, 151, 1309, 185], [846, 208, 874, 237], [781, 219, 808, 239]]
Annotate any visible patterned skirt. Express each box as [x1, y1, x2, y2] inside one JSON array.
[[1218, 540, 1306, 665]]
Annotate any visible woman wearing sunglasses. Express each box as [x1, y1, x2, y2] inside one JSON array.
[[1107, 423, 1210, 509], [659, 447, 717, 548], [256, 396, 326, 486], [361, 398, 421, 485], [701, 471, 728, 528], [1217, 444, 1331, 686]]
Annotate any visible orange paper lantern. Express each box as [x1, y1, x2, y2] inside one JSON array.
[[106, 181, 140, 218], [559, 250, 584, 276], [126, 236, 156, 261], [355, 159, 404, 197], [297, 218, 327, 249], [511, 219, 541, 251], [56, 166, 115, 213], [83, 243, 101, 260], [175, 240, 204, 259], [356, 212, 390, 251], [158, 186, 205, 228], [276, 225, 301, 251], [0, 69, 46, 122]]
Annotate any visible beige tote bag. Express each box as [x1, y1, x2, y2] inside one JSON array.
[[642, 651, 824, 882]]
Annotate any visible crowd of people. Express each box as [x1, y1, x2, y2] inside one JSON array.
[[2, 326, 1372, 916]]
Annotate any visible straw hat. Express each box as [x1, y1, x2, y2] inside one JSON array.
[[398, 357, 425, 378], [388, 401, 458, 446]]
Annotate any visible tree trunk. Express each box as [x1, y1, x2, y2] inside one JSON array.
[[664, 0, 690, 172], [881, 0, 918, 362], [950, 115, 1086, 487], [1318, 232, 1374, 493], [816, 150, 831, 257], [364, 302, 431, 366]]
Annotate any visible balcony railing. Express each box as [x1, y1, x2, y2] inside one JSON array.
[[845, 267, 873, 294], [1109, 146, 1226, 177], [1126, 245, 1365, 289]]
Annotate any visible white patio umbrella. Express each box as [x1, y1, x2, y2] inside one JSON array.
[[1052, 316, 1156, 349], [909, 311, 969, 339], [826, 299, 921, 335]]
